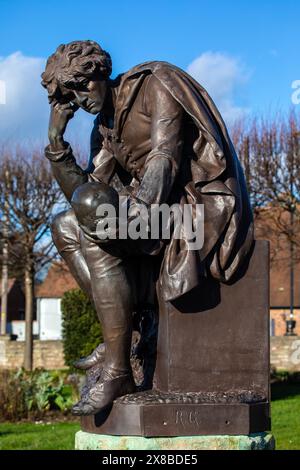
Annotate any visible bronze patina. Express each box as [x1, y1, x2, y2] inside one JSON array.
[[42, 40, 254, 418]]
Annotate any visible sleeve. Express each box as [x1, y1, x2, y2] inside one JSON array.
[[45, 142, 88, 202], [133, 75, 184, 205], [45, 115, 115, 202]]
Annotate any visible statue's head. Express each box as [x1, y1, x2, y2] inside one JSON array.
[[41, 40, 112, 114]]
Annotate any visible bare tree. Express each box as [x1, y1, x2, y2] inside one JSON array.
[[0, 146, 65, 369], [233, 111, 300, 329]]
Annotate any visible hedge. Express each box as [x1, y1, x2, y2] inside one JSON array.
[[61, 288, 103, 367]]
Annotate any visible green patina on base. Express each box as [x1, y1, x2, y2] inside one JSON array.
[[75, 431, 275, 450]]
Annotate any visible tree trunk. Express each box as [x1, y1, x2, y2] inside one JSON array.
[[24, 262, 34, 370], [0, 237, 8, 335], [0, 170, 9, 335]]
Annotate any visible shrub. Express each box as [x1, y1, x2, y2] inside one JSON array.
[[61, 288, 103, 367], [0, 369, 79, 421], [271, 368, 300, 384]]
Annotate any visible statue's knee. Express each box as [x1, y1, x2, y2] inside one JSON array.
[[51, 210, 78, 250], [51, 211, 66, 240]]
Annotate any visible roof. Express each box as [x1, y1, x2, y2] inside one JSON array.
[[269, 261, 300, 307], [255, 208, 300, 308], [35, 262, 78, 298]]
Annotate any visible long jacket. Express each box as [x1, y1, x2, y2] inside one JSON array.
[[46, 61, 254, 302]]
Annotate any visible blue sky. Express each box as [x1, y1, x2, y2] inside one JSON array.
[[0, 0, 299, 146]]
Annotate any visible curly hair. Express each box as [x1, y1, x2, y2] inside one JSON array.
[[41, 40, 112, 103]]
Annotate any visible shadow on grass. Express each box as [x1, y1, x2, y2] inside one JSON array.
[[0, 424, 46, 437], [271, 382, 300, 401]]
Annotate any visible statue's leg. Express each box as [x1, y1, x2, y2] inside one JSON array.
[[51, 209, 106, 368], [71, 237, 136, 415], [80, 238, 134, 376], [51, 209, 93, 300]]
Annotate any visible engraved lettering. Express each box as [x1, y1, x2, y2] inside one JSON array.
[[175, 409, 201, 427]]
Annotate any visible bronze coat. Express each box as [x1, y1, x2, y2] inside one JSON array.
[[101, 61, 254, 301], [47, 61, 254, 302]]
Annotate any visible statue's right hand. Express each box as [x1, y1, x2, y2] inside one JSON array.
[[48, 102, 79, 149]]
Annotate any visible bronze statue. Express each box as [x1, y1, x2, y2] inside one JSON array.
[[41, 40, 253, 416]]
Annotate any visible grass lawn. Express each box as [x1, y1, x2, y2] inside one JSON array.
[[0, 422, 80, 450], [0, 382, 299, 450], [271, 382, 300, 450]]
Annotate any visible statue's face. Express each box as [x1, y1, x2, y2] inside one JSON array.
[[70, 79, 107, 114]]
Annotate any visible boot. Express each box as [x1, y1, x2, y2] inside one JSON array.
[[72, 369, 136, 415], [73, 343, 105, 370]]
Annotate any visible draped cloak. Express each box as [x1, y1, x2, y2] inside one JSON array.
[[92, 61, 254, 302]]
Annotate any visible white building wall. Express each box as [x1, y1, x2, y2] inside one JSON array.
[[37, 298, 63, 340], [9, 321, 39, 341]]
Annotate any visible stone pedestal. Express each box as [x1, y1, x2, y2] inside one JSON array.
[[155, 240, 270, 398], [75, 431, 275, 450], [81, 389, 269, 436], [80, 241, 271, 439]]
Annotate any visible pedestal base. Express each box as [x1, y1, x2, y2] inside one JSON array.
[[81, 391, 270, 436], [75, 431, 275, 450]]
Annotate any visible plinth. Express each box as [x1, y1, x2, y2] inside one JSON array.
[[79, 240, 273, 447], [75, 430, 275, 450]]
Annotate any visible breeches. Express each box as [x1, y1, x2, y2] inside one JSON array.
[[51, 209, 158, 308]]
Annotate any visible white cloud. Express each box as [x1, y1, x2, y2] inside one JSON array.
[[0, 80, 6, 104], [0, 51, 250, 150], [187, 52, 250, 124], [0, 52, 94, 155]]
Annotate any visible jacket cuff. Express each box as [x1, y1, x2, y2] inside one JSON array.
[[44, 142, 73, 162]]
